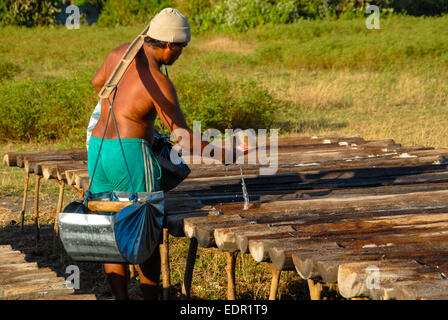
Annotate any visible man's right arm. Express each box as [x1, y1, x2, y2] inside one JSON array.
[[151, 74, 239, 164]]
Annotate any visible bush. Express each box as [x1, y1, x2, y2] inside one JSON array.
[[174, 68, 287, 131], [97, 0, 171, 27], [0, 0, 61, 27], [197, 0, 300, 33], [0, 76, 94, 142]]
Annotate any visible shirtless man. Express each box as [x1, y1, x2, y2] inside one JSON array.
[[89, 8, 235, 300]]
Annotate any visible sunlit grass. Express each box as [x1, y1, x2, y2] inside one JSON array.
[[0, 15, 448, 299]]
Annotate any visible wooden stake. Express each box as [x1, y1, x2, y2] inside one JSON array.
[[19, 172, 29, 231], [226, 251, 239, 300], [307, 279, 323, 300], [181, 238, 198, 298], [34, 175, 42, 242], [160, 228, 171, 300], [268, 263, 281, 300], [53, 180, 65, 237]]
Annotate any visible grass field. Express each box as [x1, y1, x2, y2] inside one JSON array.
[[0, 15, 447, 300]]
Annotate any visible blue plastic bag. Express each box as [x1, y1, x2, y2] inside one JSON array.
[[59, 191, 164, 264], [114, 201, 164, 264]]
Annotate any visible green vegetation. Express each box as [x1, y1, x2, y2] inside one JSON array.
[[2, 0, 448, 29], [0, 7, 447, 300], [0, 15, 447, 147]]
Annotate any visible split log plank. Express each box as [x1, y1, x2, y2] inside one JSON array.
[[337, 259, 442, 300], [393, 280, 448, 300], [41, 160, 87, 180], [0, 277, 74, 299], [219, 211, 448, 253], [290, 234, 448, 281], [185, 189, 448, 248], [19, 149, 87, 169], [3, 148, 86, 167], [249, 223, 448, 264]]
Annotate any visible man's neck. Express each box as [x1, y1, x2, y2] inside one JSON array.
[[142, 44, 164, 69]]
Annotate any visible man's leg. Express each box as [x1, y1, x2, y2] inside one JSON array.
[[104, 263, 129, 300], [136, 246, 161, 300]]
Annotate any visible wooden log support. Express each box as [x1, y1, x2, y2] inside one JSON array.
[[307, 279, 324, 300], [19, 171, 29, 231], [267, 263, 281, 300], [160, 228, 171, 300], [34, 175, 42, 242], [53, 179, 65, 238], [226, 251, 239, 300], [181, 238, 198, 298]]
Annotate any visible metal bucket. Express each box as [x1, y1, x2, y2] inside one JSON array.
[[58, 211, 126, 263], [58, 191, 164, 263]]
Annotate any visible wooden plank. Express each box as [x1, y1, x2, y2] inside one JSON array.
[[185, 149, 446, 179], [337, 259, 442, 300], [184, 143, 441, 178], [0, 251, 26, 264], [0, 280, 74, 300], [0, 267, 55, 278], [215, 224, 296, 252], [249, 223, 448, 264], [23, 153, 87, 174], [179, 168, 448, 195], [41, 160, 87, 180], [393, 280, 448, 300], [185, 189, 448, 248], [0, 262, 39, 273], [0, 270, 58, 285], [3, 150, 44, 167], [16, 149, 87, 168], [264, 135, 366, 147], [228, 211, 448, 253], [292, 240, 448, 283], [75, 173, 90, 190], [64, 169, 88, 186], [0, 245, 13, 252], [35, 294, 97, 300]]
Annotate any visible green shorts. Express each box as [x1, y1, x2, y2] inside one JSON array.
[[87, 137, 162, 194]]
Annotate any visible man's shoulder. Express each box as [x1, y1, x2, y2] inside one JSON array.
[[109, 43, 131, 59]]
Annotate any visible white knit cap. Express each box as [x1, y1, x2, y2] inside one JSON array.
[[146, 8, 191, 43]]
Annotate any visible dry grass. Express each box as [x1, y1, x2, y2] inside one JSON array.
[[194, 36, 256, 55]]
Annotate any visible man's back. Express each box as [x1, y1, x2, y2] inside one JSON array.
[[91, 43, 186, 145]]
